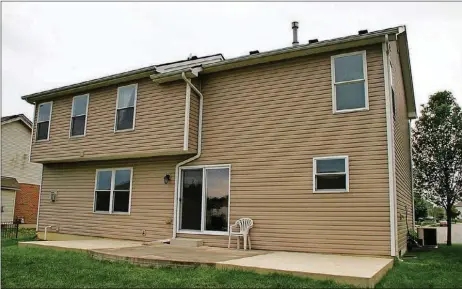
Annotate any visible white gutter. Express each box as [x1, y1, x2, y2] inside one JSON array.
[[172, 71, 204, 239], [383, 35, 398, 257]]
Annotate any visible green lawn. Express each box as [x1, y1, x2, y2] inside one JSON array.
[[377, 245, 462, 288], [2, 234, 461, 288]]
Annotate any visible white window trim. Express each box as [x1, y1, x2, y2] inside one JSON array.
[[114, 83, 138, 132], [93, 167, 133, 215], [177, 164, 231, 236], [331, 51, 369, 114], [36, 101, 53, 142], [313, 156, 349, 193], [69, 93, 89, 138]]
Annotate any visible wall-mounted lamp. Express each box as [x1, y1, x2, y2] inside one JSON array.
[[50, 191, 57, 202], [163, 174, 171, 184]]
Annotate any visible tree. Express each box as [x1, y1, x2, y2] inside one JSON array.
[[450, 206, 461, 221], [412, 90, 462, 245], [433, 207, 446, 221], [414, 194, 428, 221]]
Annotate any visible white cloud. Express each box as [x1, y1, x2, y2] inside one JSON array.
[[2, 2, 462, 120]]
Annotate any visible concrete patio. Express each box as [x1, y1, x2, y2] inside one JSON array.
[[19, 240, 393, 288]]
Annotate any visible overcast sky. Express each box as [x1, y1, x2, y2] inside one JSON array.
[[2, 2, 462, 120]]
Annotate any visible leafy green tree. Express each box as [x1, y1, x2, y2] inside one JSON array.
[[414, 194, 428, 221], [433, 207, 446, 221], [450, 206, 461, 221], [412, 91, 462, 245]]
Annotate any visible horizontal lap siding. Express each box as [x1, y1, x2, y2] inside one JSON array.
[[38, 157, 184, 241], [390, 42, 413, 254], [31, 79, 189, 162], [188, 92, 199, 151], [1, 122, 42, 185], [185, 45, 391, 256]]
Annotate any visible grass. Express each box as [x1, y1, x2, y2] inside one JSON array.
[[1, 238, 461, 288], [376, 245, 462, 288], [1, 228, 37, 247]]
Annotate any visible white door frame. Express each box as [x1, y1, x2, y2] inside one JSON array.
[[176, 164, 231, 236]]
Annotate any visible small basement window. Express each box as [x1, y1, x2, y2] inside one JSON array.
[[331, 51, 368, 113], [94, 168, 132, 214], [313, 156, 349, 193], [115, 84, 137, 131], [36, 102, 52, 141]]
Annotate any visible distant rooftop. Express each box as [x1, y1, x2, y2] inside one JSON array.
[[1, 114, 33, 129]]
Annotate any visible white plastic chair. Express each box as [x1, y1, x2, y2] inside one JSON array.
[[228, 218, 253, 250]]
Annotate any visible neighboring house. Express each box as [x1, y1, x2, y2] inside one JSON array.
[[21, 25, 416, 257], [1, 177, 20, 222], [1, 114, 42, 224], [456, 202, 462, 215]]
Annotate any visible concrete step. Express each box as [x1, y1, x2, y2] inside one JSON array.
[[170, 238, 203, 247]]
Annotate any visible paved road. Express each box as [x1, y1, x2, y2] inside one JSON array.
[[437, 223, 462, 244]]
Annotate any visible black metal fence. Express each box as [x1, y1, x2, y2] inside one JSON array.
[[1, 220, 19, 239]]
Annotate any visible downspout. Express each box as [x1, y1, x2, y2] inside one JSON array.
[[172, 71, 204, 240]]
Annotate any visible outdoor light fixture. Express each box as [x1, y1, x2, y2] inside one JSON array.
[[50, 191, 57, 202], [163, 174, 171, 184]]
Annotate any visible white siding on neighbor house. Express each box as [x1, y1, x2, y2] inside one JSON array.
[[1, 121, 42, 185], [1, 189, 16, 222]]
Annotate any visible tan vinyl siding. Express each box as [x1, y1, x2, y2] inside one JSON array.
[[1, 190, 16, 222], [37, 156, 187, 241], [183, 44, 391, 256], [188, 92, 199, 151], [390, 41, 413, 254], [1, 121, 42, 185], [31, 79, 196, 163]]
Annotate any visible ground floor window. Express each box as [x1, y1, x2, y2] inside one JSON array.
[[178, 165, 230, 234], [94, 168, 132, 214], [313, 156, 349, 193]]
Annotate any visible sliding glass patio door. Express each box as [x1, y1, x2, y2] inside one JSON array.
[[178, 166, 230, 234]]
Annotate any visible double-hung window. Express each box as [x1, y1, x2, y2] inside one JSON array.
[[36, 102, 52, 141], [94, 168, 132, 214], [115, 84, 137, 131], [70, 94, 89, 137], [331, 51, 368, 113], [313, 156, 349, 193]]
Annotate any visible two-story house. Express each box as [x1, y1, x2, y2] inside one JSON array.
[[21, 25, 415, 257], [1, 114, 43, 223]]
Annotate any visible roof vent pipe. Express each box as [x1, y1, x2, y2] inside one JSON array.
[[292, 21, 299, 46]]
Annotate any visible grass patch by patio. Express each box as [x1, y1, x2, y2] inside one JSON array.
[[1, 241, 461, 288], [376, 244, 462, 288]]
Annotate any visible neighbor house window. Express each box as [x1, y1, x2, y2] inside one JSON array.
[[115, 84, 137, 131], [313, 156, 349, 192], [94, 168, 132, 214], [331, 51, 368, 113], [36, 102, 52, 141], [70, 94, 89, 137]]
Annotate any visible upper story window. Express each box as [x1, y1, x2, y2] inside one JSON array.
[[313, 156, 349, 193], [70, 94, 89, 137], [331, 51, 368, 113], [36, 102, 52, 141], [94, 168, 132, 214], [115, 84, 137, 131]]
